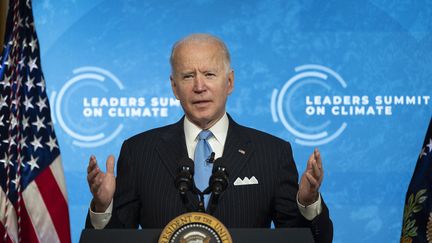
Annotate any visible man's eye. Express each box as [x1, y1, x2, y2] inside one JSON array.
[[183, 75, 194, 79], [205, 73, 216, 77]]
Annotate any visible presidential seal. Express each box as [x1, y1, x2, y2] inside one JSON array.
[[158, 212, 232, 243]]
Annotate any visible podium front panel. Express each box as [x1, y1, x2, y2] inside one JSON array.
[[80, 228, 314, 243]]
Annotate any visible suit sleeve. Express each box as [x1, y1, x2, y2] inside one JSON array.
[[85, 140, 141, 229], [272, 142, 333, 243]]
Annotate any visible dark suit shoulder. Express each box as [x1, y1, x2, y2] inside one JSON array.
[[123, 122, 181, 146]]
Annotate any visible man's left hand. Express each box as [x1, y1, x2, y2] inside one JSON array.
[[298, 148, 324, 206]]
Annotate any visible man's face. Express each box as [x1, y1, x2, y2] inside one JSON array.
[[170, 41, 234, 129]]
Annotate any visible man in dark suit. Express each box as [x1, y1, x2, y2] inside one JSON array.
[[86, 33, 333, 242]]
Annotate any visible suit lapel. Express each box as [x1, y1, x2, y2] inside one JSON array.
[[220, 116, 253, 195], [155, 117, 200, 209], [155, 115, 254, 211], [156, 118, 188, 178]]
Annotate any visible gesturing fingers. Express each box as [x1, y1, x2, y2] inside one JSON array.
[[87, 155, 98, 174], [87, 165, 100, 183], [106, 155, 115, 175], [306, 152, 315, 171], [305, 172, 320, 191], [305, 149, 324, 188], [87, 155, 105, 195], [87, 156, 100, 180], [314, 148, 323, 170], [311, 159, 321, 180], [90, 173, 105, 194]]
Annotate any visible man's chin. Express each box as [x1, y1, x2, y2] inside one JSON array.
[[187, 114, 218, 129]]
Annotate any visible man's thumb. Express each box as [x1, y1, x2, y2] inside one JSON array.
[[106, 155, 115, 174]]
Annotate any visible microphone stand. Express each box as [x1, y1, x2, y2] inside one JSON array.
[[196, 186, 215, 214], [201, 162, 229, 215], [196, 152, 216, 212], [197, 191, 206, 212], [207, 192, 220, 215], [181, 153, 228, 214]]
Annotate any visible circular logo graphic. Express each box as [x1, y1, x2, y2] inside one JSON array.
[[50, 66, 181, 148], [271, 64, 348, 146], [159, 212, 232, 243], [50, 66, 125, 148]]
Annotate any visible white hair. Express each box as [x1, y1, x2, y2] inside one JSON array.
[[170, 33, 231, 74]]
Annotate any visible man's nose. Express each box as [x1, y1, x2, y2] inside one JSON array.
[[193, 74, 206, 92]]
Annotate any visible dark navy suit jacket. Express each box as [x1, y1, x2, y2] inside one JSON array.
[[86, 115, 333, 243]]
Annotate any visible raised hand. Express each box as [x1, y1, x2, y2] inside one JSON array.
[[298, 148, 324, 206], [87, 155, 116, 212]]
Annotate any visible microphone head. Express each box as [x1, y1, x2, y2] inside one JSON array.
[[175, 157, 195, 193], [211, 157, 226, 174], [178, 157, 194, 175], [209, 157, 229, 195]]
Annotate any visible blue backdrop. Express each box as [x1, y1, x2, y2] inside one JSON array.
[[32, 0, 432, 242]]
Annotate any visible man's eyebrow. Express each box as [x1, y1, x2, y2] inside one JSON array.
[[200, 67, 219, 73], [178, 71, 195, 76]]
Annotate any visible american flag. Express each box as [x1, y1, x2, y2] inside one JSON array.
[[0, 0, 71, 242], [401, 117, 432, 243]]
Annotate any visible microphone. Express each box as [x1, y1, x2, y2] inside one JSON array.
[[209, 157, 229, 195], [174, 158, 195, 195], [175, 158, 196, 212], [207, 157, 229, 214]]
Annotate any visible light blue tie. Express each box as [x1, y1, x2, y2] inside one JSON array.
[[194, 130, 213, 207]]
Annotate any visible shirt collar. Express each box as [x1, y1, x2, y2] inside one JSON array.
[[184, 113, 229, 144]]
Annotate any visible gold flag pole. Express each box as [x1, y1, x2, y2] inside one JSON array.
[[0, 0, 8, 51]]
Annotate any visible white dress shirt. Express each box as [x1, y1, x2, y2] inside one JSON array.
[[183, 112, 228, 161], [89, 112, 321, 228]]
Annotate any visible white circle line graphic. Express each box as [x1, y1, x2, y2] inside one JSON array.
[[50, 91, 57, 124], [277, 71, 328, 140], [285, 79, 331, 132], [55, 73, 105, 141], [271, 89, 279, 122], [295, 122, 347, 146], [73, 66, 125, 90], [73, 124, 124, 148], [295, 64, 347, 88]]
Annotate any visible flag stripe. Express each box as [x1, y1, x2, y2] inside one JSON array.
[[19, 197, 41, 243], [35, 166, 71, 243], [0, 223, 13, 243], [0, 189, 18, 243], [49, 156, 68, 201], [23, 182, 59, 243]]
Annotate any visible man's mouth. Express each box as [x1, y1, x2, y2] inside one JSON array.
[[193, 100, 211, 104], [192, 100, 212, 108]]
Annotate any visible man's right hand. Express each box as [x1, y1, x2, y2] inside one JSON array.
[[87, 155, 116, 212]]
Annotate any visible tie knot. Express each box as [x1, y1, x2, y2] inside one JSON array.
[[198, 130, 213, 140]]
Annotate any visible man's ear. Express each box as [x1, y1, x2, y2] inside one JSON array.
[[170, 75, 179, 99], [227, 69, 234, 95]]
